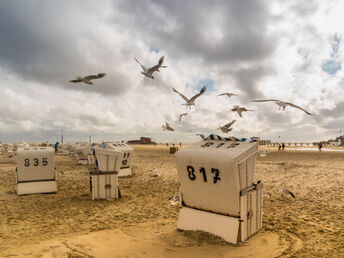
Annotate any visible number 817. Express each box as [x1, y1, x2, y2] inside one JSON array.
[[186, 165, 221, 184]]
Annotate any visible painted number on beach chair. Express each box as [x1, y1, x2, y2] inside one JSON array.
[[24, 158, 48, 167], [187, 165, 221, 184], [33, 158, 39, 166], [201, 142, 214, 147], [24, 159, 30, 167], [200, 167, 207, 182], [201, 141, 240, 149], [187, 165, 196, 180], [227, 143, 240, 148], [216, 143, 225, 148], [211, 168, 221, 183]]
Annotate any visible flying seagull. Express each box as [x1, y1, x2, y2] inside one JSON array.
[[178, 113, 189, 122], [135, 56, 167, 79], [231, 105, 254, 118], [218, 120, 236, 133], [172, 86, 207, 109], [251, 99, 313, 115], [69, 73, 106, 85], [196, 134, 205, 140], [162, 122, 174, 131], [217, 93, 238, 98]]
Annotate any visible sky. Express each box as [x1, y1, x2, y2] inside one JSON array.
[[0, 0, 344, 144]]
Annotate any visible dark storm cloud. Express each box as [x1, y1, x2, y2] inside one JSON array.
[[113, 0, 277, 97], [318, 101, 344, 119], [114, 0, 275, 63], [230, 66, 275, 100], [1, 0, 335, 143], [289, 1, 320, 17], [321, 118, 344, 130], [0, 1, 128, 96], [0, 0, 276, 98]]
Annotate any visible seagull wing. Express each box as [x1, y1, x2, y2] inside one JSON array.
[[225, 93, 238, 98], [84, 75, 99, 81], [135, 58, 147, 72], [172, 88, 189, 102], [196, 134, 205, 140], [179, 113, 188, 121], [96, 73, 106, 78], [251, 99, 279, 102], [286, 102, 313, 115], [84, 73, 106, 81], [147, 64, 160, 74], [69, 79, 82, 83], [158, 56, 164, 66], [217, 93, 238, 97], [189, 86, 207, 102], [147, 56, 167, 73], [237, 110, 243, 118], [223, 120, 236, 128]]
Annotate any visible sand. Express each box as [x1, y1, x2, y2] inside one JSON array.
[[0, 145, 343, 257]]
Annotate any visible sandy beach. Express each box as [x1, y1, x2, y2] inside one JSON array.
[[0, 145, 343, 257]]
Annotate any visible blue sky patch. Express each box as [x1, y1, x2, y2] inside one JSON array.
[[149, 47, 159, 53], [195, 78, 215, 94], [185, 78, 215, 95], [331, 33, 340, 57], [321, 60, 341, 75], [321, 34, 341, 75]]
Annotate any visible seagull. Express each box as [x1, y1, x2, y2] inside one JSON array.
[[135, 56, 167, 79], [179, 113, 189, 122], [172, 86, 207, 109], [231, 105, 254, 118], [251, 99, 313, 115], [168, 195, 180, 206], [279, 187, 295, 198], [218, 120, 236, 133], [69, 73, 106, 85], [162, 122, 174, 131], [263, 192, 272, 198], [217, 93, 239, 98], [196, 134, 205, 140]]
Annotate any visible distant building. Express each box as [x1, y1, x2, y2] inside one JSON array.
[[328, 141, 340, 146], [127, 137, 155, 145], [258, 139, 271, 146], [339, 136, 344, 145]]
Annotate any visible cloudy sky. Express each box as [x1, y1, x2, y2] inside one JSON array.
[[1, 0, 344, 143]]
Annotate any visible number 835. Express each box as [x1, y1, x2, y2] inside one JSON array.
[[24, 158, 48, 167]]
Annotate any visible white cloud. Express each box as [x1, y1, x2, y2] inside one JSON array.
[[0, 0, 343, 143]]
